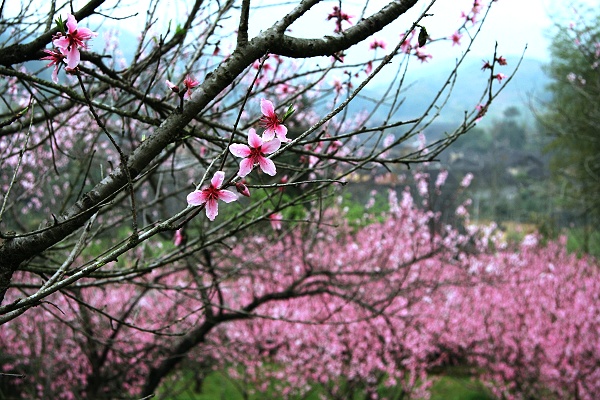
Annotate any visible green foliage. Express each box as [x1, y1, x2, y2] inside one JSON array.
[[565, 226, 600, 258], [541, 7, 600, 225], [55, 15, 66, 34], [338, 190, 388, 228], [175, 23, 187, 36]]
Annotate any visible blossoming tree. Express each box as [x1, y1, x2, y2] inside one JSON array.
[[0, 0, 520, 397], [0, 0, 511, 307]]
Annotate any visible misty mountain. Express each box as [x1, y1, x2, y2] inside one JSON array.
[[348, 57, 551, 128]]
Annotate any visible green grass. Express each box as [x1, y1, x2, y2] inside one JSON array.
[[429, 376, 495, 400], [158, 370, 495, 400]]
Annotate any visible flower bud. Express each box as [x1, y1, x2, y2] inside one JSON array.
[[166, 80, 180, 93], [235, 182, 251, 197]]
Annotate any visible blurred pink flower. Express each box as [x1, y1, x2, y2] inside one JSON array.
[[369, 39, 386, 50], [415, 48, 432, 63], [187, 171, 237, 221], [495, 73, 506, 83], [475, 103, 487, 122], [269, 212, 283, 230], [166, 80, 179, 93], [460, 173, 474, 188], [450, 31, 463, 46], [278, 175, 288, 192], [400, 30, 416, 54], [327, 6, 353, 33]]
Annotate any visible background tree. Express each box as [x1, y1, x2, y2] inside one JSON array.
[[540, 5, 600, 251]]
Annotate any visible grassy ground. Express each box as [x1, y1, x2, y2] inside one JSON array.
[[160, 370, 495, 400]]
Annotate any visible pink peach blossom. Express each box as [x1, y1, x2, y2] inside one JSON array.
[[183, 75, 199, 99], [415, 48, 432, 63], [53, 14, 97, 70], [230, 128, 280, 177], [187, 171, 237, 221], [235, 181, 251, 197], [327, 6, 353, 33], [166, 80, 179, 93], [173, 229, 185, 246], [260, 99, 288, 141], [40, 49, 65, 83]]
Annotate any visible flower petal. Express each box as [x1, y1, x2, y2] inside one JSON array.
[[229, 143, 251, 158], [53, 36, 70, 50], [238, 158, 254, 177], [66, 14, 78, 34], [262, 130, 275, 142], [166, 80, 178, 91], [51, 66, 59, 84], [218, 189, 238, 203], [187, 190, 207, 206], [258, 157, 276, 176], [205, 199, 218, 221], [65, 47, 80, 69], [275, 125, 288, 141], [76, 27, 97, 40], [184, 75, 199, 89], [261, 98, 275, 117], [211, 171, 225, 188], [247, 128, 262, 148], [261, 138, 281, 154]]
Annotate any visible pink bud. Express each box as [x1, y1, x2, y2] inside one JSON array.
[[173, 229, 185, 246], [166, 80, 180, 93], [235, 182, 251, 197]]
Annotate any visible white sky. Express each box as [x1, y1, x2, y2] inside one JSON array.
[[144, 0, 593, 65], [79, 0, 592, 63], [269, 0, 584, 61], [7, 0, 593, 61]]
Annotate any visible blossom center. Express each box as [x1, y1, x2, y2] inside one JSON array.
[[205, 186, 221, 200], [249, 146, 265, 162], [260, 115, 280, 131]]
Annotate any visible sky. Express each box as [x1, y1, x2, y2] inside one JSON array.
[[72, 0, 594, 64], [268, 0, 589, 62], [422, 0, 592, 61], [11, 0, 595, 105], [7, 0, 594, 60], [96, 0, 591, 120]]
